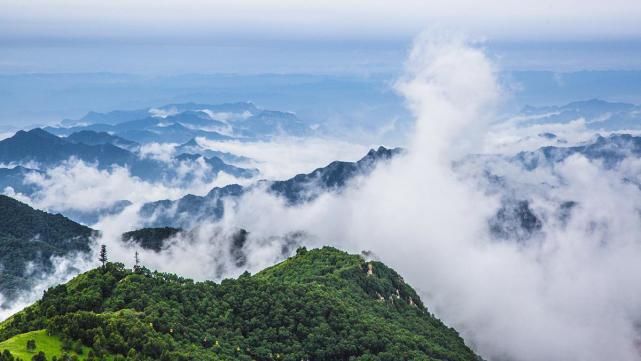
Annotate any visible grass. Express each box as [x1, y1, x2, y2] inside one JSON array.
[[0, 329, 103, 360]]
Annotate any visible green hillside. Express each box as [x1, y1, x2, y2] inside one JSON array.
[[0, 329, 99, 361], [0, 247, 478, 361], [0, 195, 96, 303]]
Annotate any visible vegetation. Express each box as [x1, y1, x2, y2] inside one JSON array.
[[0, 247, 478, 361], [120, 228, 181, 252], [0, 195, 95, 302], [0, 329, 95, 361]]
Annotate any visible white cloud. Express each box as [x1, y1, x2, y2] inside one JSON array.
[[2, 0, 641, 40], [11, 158, 250, 215], [196, 35, 641, 361], [0, 252, 97, 321], [198, 137, 372, 180], [3, 32, 641, 361]]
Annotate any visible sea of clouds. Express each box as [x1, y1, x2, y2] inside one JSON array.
[[2, 33, 641, 361]]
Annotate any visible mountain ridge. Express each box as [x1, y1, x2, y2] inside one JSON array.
[[0, 247, 479, 361]]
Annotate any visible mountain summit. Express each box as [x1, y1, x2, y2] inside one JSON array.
[[0, 247, 477, 361]]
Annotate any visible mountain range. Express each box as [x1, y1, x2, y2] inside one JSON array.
[[517, 98, 641, 130], [140, 146, 403, 228], [49, 101, 312, 143], [0, 129, 258, 219]]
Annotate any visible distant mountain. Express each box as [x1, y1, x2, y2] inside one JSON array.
[[0, 128, 256, 180], [47, 120, 231, 144], [269, 146, 402, 204], [459, 133, 641, 242], [176, 138, 251, 164], [514, 133, 641, 170], [517, 98, 641, 130], [66, 130, 139, 151], [0, 247, 478, 361], [49, 101, 313, 143], [78, 109, 151, 125], [235, 110, 311, 138], [0, 128, 133, 167], [72, 101, 258, 126], [175, 153, 258, 179], [140, 146, 403, 228], [0, 195, 95, 305], [0, 129, 258, 224]]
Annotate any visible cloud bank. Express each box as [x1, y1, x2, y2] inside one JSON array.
[[4, 33, 641, 361]]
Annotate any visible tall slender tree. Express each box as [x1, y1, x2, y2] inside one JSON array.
[[99, 244, 108, 267]]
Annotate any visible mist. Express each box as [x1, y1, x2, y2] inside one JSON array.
[[109, 35, 640, 360]]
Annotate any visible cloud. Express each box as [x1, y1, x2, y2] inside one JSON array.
[[3, 32, 641, 361], [197, 137, 372, 180], [2, 0, 641, 41], [191, 34, 641, 361], [0, 252, 97, 321], [138, 142, 177, 162], [10, 158, 251, 217]]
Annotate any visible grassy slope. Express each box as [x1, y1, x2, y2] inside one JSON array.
[[0, 329, 103, 360]]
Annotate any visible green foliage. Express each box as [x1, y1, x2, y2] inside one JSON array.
[[0, 330, 93, 361], [26, 340, 35, 352], [0, 195, 95, 301], [121, 228, 181, 252], [1, 248, 478, 361]]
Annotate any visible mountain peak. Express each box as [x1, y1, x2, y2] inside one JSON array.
[[0, 246, 478, 361]]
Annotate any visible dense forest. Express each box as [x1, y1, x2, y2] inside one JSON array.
[[0, 195, 95, 303], [0, 247, 478, 361]]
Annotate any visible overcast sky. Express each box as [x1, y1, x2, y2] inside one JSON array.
[[2, 0, 641, 74]]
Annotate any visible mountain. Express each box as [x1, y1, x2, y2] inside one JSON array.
[[49, 102, 313, 143], [48, 121, 232, 145], [459, 133, 641, 242], [514, 133, 641, 170], [78, 109, 151, 125], [121, 227, 182, 252], [517, 98, 641, 130], [140, 146, 402, 228], [175, 153, 258, 179], [140, 184, 245, 228], [176, 138, 251, 164], [0, 128, 257, 192], [0, 247, 478, 361], [0, 195, 95, 304], [235, 110, 311, 138], [0, 128, 132, 168], [269, 146, 402, 204], [66, 130, 140, 151], [73, 101, 258, 126]]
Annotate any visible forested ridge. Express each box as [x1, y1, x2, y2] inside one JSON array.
[[0, 195, 95, 303], [0, 247, 478, 361]]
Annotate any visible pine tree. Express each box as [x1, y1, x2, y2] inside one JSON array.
[[99, 244, 107, 267]]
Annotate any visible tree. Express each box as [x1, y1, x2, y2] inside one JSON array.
[[1, 349, 16, 361], [31, 351, 47, 361], [26, 339, 36, 351], [99, 245, 107, 267]]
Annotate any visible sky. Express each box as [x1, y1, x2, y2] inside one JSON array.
[[2, 0, 641, 74]]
